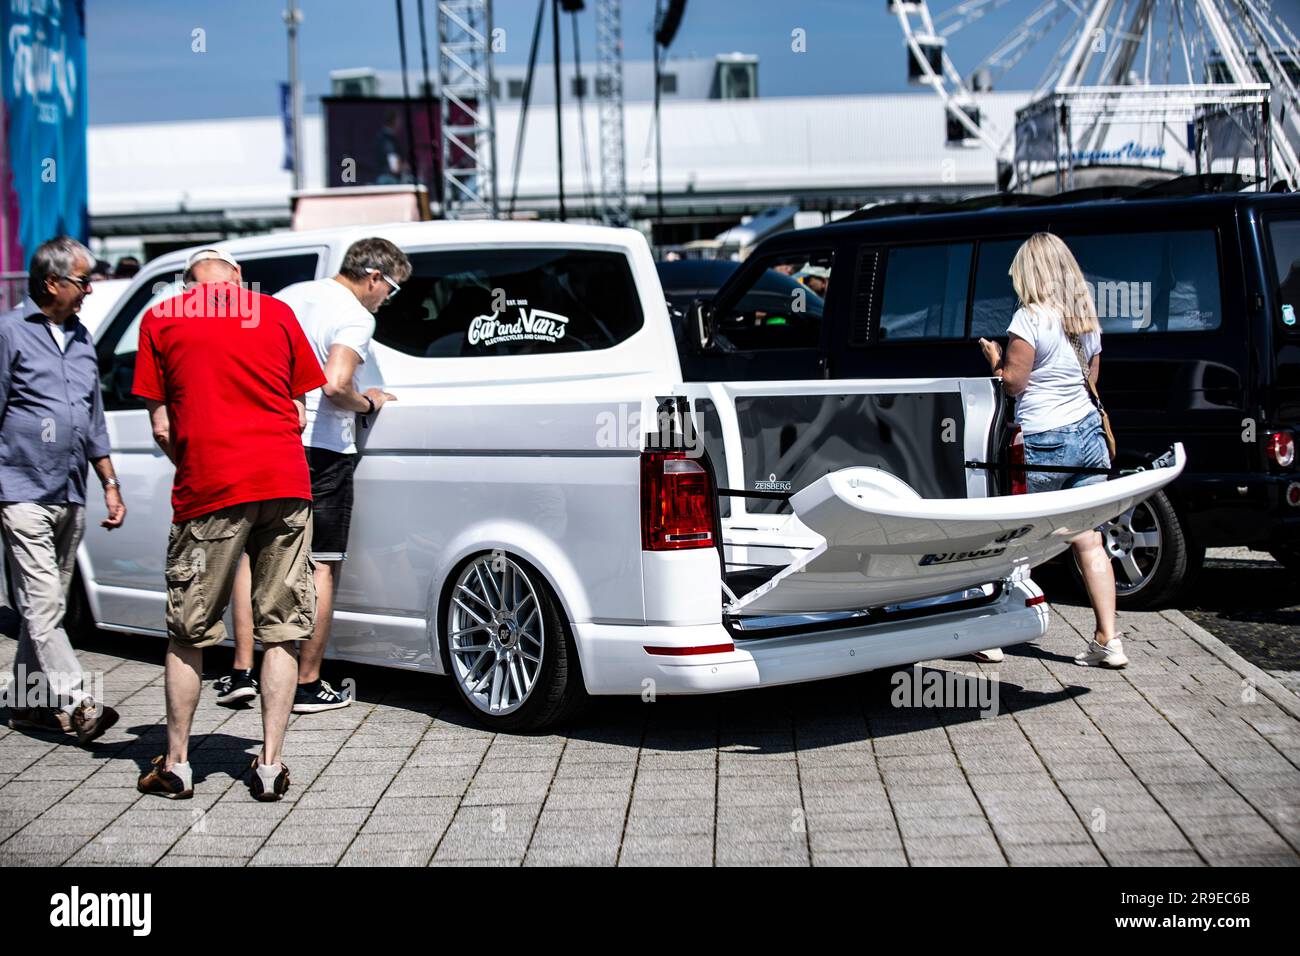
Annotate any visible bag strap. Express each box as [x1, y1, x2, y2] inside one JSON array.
[[1067, 331, 1106, 413]]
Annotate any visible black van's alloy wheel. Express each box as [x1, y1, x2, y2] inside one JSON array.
[[1073, 490, 1199, 610]]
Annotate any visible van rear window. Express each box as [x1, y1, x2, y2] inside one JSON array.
[[373, 248, 645, 357], [1267, 220, 1300, 333]]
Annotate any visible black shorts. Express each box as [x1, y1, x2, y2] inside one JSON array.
[[306, 448, 358, 561]]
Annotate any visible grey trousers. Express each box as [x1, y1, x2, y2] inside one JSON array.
[[1, 503, 89, 715]]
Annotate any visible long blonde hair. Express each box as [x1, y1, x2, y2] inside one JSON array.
[[1008, 232, 1099, 336]]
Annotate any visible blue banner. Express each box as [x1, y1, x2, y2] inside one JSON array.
[[1, 0, 88, 273]]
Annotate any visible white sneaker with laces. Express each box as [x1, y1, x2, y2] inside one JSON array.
[[1074, 637, 1128, 669]]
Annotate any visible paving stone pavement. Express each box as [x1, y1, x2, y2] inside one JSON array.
[[1, 603, 1298, 867]]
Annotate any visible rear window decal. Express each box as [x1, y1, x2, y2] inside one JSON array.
[[468, 298, 571, 347]]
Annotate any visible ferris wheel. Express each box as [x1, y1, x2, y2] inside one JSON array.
[[890, 0, 1300, 187]]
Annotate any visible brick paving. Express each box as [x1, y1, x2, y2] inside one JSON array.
[[1, 603, 1298, 867]]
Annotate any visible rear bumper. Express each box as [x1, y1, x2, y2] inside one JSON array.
[[575, 578, 1049, 696], [1179, 473, 1300, 548]]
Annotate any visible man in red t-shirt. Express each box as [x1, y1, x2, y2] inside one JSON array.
[[132, 248, 326, 802]]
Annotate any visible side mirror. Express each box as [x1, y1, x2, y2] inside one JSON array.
[[689, 298, 715, 352]]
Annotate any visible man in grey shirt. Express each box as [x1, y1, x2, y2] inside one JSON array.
[[0, 236, 127, 744]]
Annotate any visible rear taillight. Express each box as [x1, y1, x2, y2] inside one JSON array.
[[640, 450, 716, 550], [1266, 430, 1296, 468], [1008, 425, 1027, 495]]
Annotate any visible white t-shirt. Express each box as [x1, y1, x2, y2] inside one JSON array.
[[1006, 304, 1101, 435], [275, 278, 376, 454]]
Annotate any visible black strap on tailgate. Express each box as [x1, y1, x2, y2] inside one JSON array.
[[965, 461, 1113, 477]]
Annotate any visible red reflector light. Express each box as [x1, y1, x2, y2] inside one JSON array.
[[641, 450, 716, 551], [643, 643, 735, 656], [1266, 430, 1296, 468], [1287, 482, 1300, 507], [1025, 594, 1046, 607], [1008, 425, 1027, 495]]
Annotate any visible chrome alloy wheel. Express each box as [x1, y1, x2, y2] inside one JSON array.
[[1102, 500, 1162, 594], [447, 555, 545, 716]]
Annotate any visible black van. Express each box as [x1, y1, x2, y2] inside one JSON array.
[[678, 191, 1300, 607]]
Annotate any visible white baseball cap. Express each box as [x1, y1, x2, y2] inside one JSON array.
[[185, 248, 239, 270]]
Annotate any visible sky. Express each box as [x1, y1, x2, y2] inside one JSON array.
[[87, 0, 1300, 125]]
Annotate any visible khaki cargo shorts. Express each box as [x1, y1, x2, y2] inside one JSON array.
[[165, 498, 316, 649]]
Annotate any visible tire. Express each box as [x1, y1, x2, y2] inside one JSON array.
[[441, 552, 587, 733], [1071, 490, 1200, 610]]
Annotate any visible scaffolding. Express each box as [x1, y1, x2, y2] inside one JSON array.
[[437, 0, 499, 218], [595, 0, 629, 226]]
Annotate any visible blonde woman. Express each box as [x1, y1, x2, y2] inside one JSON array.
[[977, 232, 1127, 669]]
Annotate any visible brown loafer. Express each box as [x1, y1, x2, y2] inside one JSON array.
[[8, 707, 73, 734], [247, 756, 290, 802], [71, 700, 119, 746], [137, 755, 193, 799]]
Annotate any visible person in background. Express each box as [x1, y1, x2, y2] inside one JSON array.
[[113, 256, 141, 279], [978, 231, 1126, 669], [133, 248, 326, 801], [213, 238, 410, 714], [0, 236, 126, 743]]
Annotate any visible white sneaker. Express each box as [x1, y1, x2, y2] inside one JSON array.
[[1074, 637, 1128, 669], [972, 647, 1004, 663]]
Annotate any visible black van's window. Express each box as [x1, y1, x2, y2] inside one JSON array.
[[374, 248, 643, 357], [713, 252, 831, 351], [879, 243, 972, 340], [1267, 220, 1300, 333], [1065, 230, 1221, 334], [97, 253, 320, 411], [970, 239, 1025, 339]]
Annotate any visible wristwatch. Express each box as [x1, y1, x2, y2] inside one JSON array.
[[364, 396, 376, 416], [102, 478, 121, 489]]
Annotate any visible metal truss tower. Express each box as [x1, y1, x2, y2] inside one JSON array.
[[437, 0, 499, 218], [595, 0, 629, 226]]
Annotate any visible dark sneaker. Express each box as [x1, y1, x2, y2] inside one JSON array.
[[292, 679, 352, 714], [214, 669, 258, 706], [8, 707, 72, 734], [71, 700, 119, 746], [137, 755, 193, 799], [246, 757, 290, 802]]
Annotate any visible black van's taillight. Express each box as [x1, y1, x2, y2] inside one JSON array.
[[641, 450, 715, 550], [1266, 430, 1295, 469], [1008, 425, 1027, 495]]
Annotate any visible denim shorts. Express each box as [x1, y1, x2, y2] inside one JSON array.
[[1022, 409, 1111, 493]]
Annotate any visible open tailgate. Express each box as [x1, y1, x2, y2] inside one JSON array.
[[727, 445, 1186, 616]]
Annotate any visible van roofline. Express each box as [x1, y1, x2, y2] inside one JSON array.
[[757, 190, 1300, 253], [150, 219, 648, 269]]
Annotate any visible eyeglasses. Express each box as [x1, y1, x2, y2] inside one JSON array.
[[60, 274, 93, 291], [366, 268, 401, 300]]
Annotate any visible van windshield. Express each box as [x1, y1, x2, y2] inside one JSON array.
[[373, 248, 645, 357]]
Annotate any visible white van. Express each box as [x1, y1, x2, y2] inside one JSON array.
[[80, 222, 1183, 730]]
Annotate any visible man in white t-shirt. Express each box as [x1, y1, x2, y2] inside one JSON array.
[[214, 238, 411, 714]]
